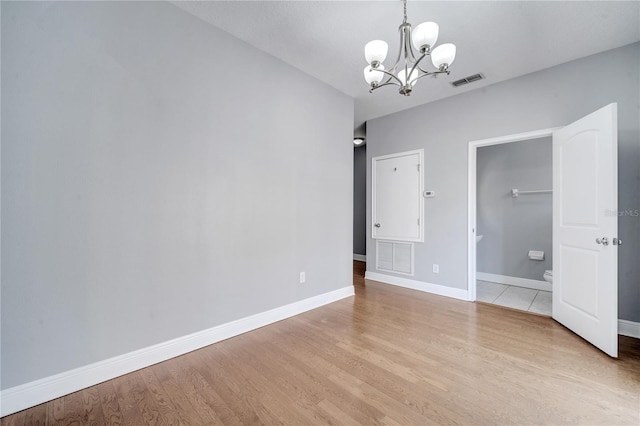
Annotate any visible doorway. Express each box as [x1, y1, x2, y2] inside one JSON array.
[[475, 137, 553, 315], [467, 128, 557, 305]]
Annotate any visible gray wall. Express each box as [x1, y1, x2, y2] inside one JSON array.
[[477, 138, 552, 280], [367, 42, 640, 322], [353, 145, 367, 256], [1, 1, 353, 389]]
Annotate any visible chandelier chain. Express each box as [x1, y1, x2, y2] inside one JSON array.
[[403, 0, 407, 24]]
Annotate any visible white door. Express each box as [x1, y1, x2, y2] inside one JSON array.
[[553, 103, 619, 357], [372, 150, 423, 242]]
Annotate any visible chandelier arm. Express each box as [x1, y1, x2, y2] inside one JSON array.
[[387, 24, 406, 73], [412, 72, 435, 83], [408, 52, 429, 80], [411, 68, 450, 84], [407, 38, 419, 62], [375, 68, 404, 86], [409, 48, 418, 62], [400, 24, 412, 76], [369, 80, 404, 93], [415, 64, 431, 74], [370, 81, 401, 93]]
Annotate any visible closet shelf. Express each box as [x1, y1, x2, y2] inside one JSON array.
[[511, 188, 552, 198]]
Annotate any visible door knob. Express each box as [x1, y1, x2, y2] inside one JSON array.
[[613, 238, 622, 246], [374, 223, 381, 228], [596, 237, 609, 246]]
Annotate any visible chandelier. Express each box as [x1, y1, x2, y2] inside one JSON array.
[[363, 0, 457, 96]]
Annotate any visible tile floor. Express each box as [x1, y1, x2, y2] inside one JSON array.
[[477, 280, 552, 316]]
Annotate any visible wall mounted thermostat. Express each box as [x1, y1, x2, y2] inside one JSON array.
[[424, 190, 436, 198]]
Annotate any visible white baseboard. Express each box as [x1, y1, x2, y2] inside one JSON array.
[[477, 272, 551, 292], [365, 271, 469, 301], [353, 254, 366, 262], [0, 286, 355, 417], [619, 319, 640, 339]]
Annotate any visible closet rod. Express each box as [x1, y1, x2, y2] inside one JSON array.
[[511, 188, 552, 198]]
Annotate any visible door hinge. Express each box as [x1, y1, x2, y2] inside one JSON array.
[[417, 164, 420, 171], [418, 218, 420, 226]]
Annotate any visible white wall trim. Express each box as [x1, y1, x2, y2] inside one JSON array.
[[468, 142, 478, 302], [353, 254, 366, 262], [477, 272, 552, 292], [365, 271, 469, 301], [469, 128, 562, 148], [0, 286, 355, 417], [619, 320, 640, 339]]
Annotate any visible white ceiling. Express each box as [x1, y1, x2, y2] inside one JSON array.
[[172, 1, 640, 130]]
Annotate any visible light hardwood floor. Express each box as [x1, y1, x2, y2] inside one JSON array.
[[3, 261, 639, 425]]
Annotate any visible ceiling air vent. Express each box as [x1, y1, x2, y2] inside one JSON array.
[[451, 73, 485, 88]]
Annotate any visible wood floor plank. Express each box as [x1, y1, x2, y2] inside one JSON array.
[[96, 380, 124, 426], [111, 375, 146, 425], [293, 317, 465, 423], [0, 410, 25, 426], [60, 387, 85, 425], [196, 342, 299, 425], [284, 315, 476, 424], [211, 340, 321, 425], [20, 402, 46, 426], [45, 397, 65, 425], [217, 334, 343, 425], [2, 261, 639, 425], [79, 386, 105, 425], [137, 367, 183, 426], [124, 372, 163, 425], [150, 363, 209, 426], [175, 352, 244, 425], [245, 330, 388, 425]]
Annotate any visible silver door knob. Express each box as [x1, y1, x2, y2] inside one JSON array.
[[613, 238, 622, 246], [596, 237, 609, 246], [374, 223, 381, 228]]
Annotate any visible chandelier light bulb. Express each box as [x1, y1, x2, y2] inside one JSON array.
[[364, 64, 386, 85], [364, 40, 388, 66], [431, 43, 457, 70], [397, 68, 418, 87], [411, 22, 439, 52]]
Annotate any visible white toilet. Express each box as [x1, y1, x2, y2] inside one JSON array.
[[543, 270, 553, 284]]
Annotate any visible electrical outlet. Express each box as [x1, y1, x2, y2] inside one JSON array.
[[433, 264, 439, 273], [299, 272, 306, 283]]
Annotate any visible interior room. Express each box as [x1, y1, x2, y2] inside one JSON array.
[[476, 137, 553, 315], [2, 1, 639, 424]]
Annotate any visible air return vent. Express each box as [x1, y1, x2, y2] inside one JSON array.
[[451, 73, 485, 87]]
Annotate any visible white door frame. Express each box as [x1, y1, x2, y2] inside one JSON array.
[[467, 128, 560, 301]]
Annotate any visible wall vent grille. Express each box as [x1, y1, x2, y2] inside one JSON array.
[[451, 73, 485, 87], [376, 240, 414, 275]]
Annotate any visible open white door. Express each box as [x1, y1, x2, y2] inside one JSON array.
[[553, 103, 619, 357]]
